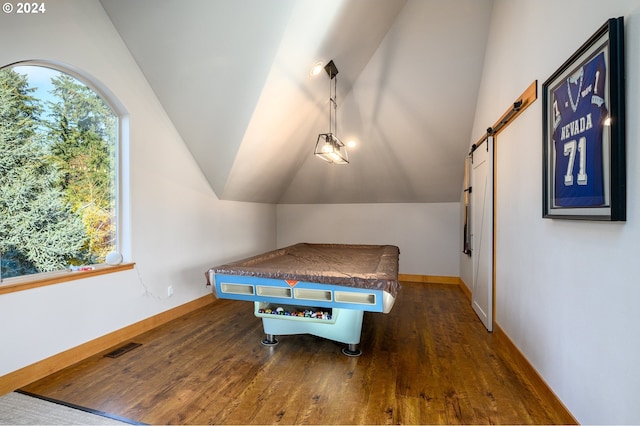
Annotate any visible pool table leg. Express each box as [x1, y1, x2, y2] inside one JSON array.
[[261, 334, 278, 346], [341, 343, 362, 357]]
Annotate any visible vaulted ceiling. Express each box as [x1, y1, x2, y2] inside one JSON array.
[[99, 0, 494, 204]]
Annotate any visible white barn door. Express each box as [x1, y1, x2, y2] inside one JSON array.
[[471, 136, 493, 331]]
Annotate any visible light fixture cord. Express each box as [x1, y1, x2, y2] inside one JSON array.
[[334, 74, 337, 136], [329, 72, 337, 136]]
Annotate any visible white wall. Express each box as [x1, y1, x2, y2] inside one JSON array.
[[277, 203, 460, 276], [0, 0, 276, 376], [465, 0, 640, 423]]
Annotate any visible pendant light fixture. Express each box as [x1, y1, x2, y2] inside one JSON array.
[[314, 60, 348, 164]]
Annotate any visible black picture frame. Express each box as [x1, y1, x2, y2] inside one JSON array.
[[542, 17, 625, 221]]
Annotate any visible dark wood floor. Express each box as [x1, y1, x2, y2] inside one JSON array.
[[22, 281, 575, 424]]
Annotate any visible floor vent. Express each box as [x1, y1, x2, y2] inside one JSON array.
[[104, 342, 142, 358]]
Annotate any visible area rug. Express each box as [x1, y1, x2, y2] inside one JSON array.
[[0, 391, 142, 425]]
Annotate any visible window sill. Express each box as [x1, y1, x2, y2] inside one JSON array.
[[0, 263, 135, 295]]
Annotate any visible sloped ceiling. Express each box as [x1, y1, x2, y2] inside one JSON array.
[[99, 0, 494, 204]]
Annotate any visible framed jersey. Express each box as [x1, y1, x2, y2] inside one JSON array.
[[542, 17, 625, 221]]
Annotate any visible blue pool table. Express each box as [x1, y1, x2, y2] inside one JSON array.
[[206, 243, 400, 356]]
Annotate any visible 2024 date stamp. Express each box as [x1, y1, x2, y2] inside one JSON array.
[[3, 2, 47, 14]]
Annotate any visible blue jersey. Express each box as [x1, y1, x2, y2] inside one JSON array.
[[552, 51, 607, 207]]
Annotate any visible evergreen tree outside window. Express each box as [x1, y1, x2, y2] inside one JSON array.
[[0, 64, 118, 280]]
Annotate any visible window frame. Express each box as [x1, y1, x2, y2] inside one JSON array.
[[0, 60, 130, 287], [0, 263, 135, 295]]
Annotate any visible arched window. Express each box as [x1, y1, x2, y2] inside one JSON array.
[[0, 64, 118, 280]]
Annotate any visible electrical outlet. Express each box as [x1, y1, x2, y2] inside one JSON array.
[[167, 286, 174, 297]]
